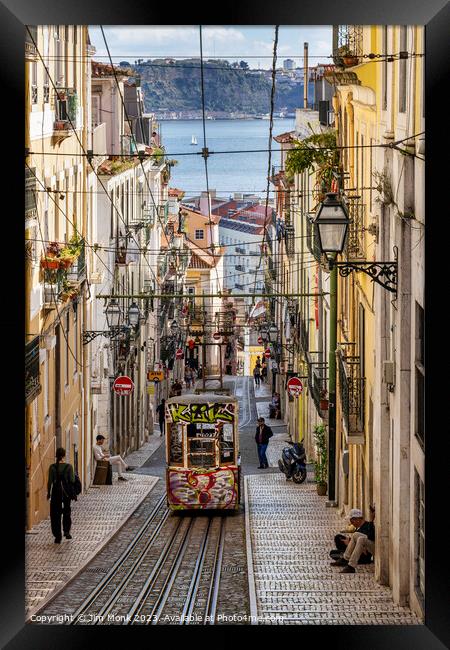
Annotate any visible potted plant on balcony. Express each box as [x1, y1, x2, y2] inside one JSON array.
[[337, 45, 359, 67], [58, 248, 77, 269], [41, 255, 60, 270], [313, 423, 328, 495]]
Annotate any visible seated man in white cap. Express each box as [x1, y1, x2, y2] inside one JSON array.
[[330, 506, 375, 574]]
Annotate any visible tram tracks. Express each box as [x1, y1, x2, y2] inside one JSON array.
[[70, 510, 226, 625]]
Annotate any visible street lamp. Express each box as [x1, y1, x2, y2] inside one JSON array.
[[313, 192, 351, 264], [268, 324, 279, 343], [105, 298, 122, 329], [313, 192, 398, 506], [170, 319, 179, 335], [127, 301, 141, 328]]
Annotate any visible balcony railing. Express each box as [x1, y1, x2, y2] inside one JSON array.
[[285, 224, 295, 257], [345, 200, 366, 260], [306, 216, 323, 264], [297, 316, 309, 355], [25, 26, 37, 61], [332, 25, 363, 67], [53, 88, 79, 135], [25, 336, 41, 405], [337, 347, 365, 439], [306, 352, 328, 416], [25, 166, 37, 218], [66, 239, 86, 284]]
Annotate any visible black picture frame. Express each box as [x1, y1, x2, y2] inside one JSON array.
[[2, 1, 449, 647]]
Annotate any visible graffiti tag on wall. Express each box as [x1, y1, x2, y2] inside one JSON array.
[[167, 402, 235, 424]]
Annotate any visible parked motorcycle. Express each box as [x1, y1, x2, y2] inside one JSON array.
[[278, 440, 307, 484]]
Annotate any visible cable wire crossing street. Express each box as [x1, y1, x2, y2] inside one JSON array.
[[24, 23, 426, 630]]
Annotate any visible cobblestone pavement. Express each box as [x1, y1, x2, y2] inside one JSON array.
[[123, 436, 163, 468], [26, 469, 160, 618], [245, 471, 421, 625]]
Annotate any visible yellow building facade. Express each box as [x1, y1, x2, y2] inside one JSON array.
[[25, 26, 92, 528]]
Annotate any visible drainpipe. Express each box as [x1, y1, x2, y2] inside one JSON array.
[[303, 42, 308, 109], [81, 26, 89, 490]]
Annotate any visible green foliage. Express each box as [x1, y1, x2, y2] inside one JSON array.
[[286, 130, 339, 192], [313, 423, 328, 484]]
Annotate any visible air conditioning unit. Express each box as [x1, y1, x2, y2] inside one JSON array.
[[382, 360, 395, 385]]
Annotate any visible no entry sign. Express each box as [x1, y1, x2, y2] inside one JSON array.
[[264, 348, 271, 359], [176, 348, 184, 359], [113, 375, 134, 395], [213, 332, 221, 340], [257, 336, 263, 344], [287, 376, 303, 398]]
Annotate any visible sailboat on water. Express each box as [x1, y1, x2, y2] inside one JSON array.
[[191, 135, 198, 145]]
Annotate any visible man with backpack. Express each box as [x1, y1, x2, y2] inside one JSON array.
[[47, 447, 79, 543]]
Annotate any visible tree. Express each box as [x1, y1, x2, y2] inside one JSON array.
[[239, 60, 249, 70]]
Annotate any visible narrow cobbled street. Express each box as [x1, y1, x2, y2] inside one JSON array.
[[27, 376, 419, 626]]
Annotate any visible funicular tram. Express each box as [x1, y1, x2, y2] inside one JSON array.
[[165, 394, 240, 511]]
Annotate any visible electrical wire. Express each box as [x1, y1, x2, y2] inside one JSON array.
[[198, 25, 222, 294], [28, 132, 426, 158], [252, 26, 279, 302], [27, 26, 163, 299]]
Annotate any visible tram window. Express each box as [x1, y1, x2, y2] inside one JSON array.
[[169, 422, 183, 465], [188, 439, 215, 468], [219, 422, 235, 464]]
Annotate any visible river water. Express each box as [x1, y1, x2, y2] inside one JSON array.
[[160, 118, 295, 199]]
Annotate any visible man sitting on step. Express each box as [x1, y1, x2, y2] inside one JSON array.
[[330, 506, 375, 573], [93, 435, 132, 482]]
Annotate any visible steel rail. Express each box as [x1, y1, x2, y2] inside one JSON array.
[[70, 494, 168, 624]]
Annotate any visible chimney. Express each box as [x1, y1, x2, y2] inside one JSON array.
[[303, 42, 308, 109]]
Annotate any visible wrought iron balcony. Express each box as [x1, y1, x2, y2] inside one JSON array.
[[345, 200, 366, 260], [25, 166, 37, 219], [53, 88, 79, 133], [337, 347, 365, 440], [66, 239, 86, 284], [306, 217, 323, 264], [25, 26, 38, 61], [306, 352, 328, 417], [298, 316, 309, 355], [332, 25, 363, 68], [25, 336, 41, 405], [284, 224, 295, 258]]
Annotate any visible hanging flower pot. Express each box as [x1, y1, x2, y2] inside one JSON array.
[[41, 257, 60, 270], [59, 255, 76, 269], [343, 55, 359, 67]]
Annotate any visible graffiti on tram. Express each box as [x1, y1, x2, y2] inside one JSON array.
[[166, 402, 235, 425]]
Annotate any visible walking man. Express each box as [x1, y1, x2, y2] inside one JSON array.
[[93, 435, 130, 482], [255, 417, 273, 469], [253, 363, 261, 388], [156, 398, 166, 437], [47, 447, 75, 543]]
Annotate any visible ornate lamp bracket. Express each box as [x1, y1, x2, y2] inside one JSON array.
[[82, 326, 131, 345], [335, 246, 398, 294]]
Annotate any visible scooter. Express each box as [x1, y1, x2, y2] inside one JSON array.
[[278, 440, 307, 484]]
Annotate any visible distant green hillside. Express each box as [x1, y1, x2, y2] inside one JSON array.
[[133, 59, 312, 114]]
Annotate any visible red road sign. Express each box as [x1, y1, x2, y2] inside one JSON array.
[[264, 348, 271, 358], [113, 375, 134, 395], [287, 376, 303, 398], [176, 348, 184, 359], [257, 336, 263, 344], [213, 332, 221, 340]]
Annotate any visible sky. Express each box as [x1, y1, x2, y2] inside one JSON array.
[[88, 26, 333, 69]]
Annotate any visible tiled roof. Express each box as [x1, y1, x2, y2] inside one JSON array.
[[92, 61, 131, 78], [219, 218, 265, 235], [273, 131, 296, 144]]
